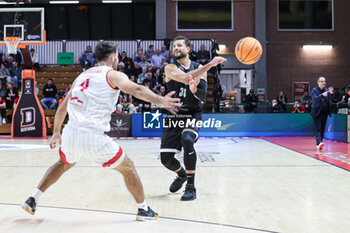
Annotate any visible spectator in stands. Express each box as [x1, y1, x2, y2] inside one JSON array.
[[9, 61, 22, 88], [301, 91, 312, 113], [158, 85, 166, 96], [1, 54, 9, 68], [348, 98, 350, 114], [117, 92, 137, 114], [0, 63, 10, 86], [129, 75, 137, 83], [167, 50, 176, 64], [147, 63, 154, 74], [5, 81, 18, 110], [139, 55, 149, 70], [134, 48, 143, 63], [189, 49, 197, 61], [144, 72, 158, 92], [277, 91, 288, 110], [153, 68, 163, 85], [160, 45, 169, 59], [245, 89, 258, 113], [145, 44, 156, 62], [0, 81, 6, 98], [41, 78, 57, 110], [118, 62, 125, 73], [292, 100, 305, 113], [30, 48, 40, 71], [138, 67, 148, 84], [10, 50, 22, 65], [197, 44, 210, 65], [79, 46, 96, 71], [270, 99, 284, 113], [121, 51, 133, 71], [65, 83, 72, 96], [6, 56, 13, 69], [13, 91, 21, 110], [0, 96, 6, 124], [132, 62, 142, 77], [151, 49, 163, 68], [337, 85, 350, 105], [159, 56, 168, 71]]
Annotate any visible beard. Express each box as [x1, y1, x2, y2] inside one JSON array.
[[174, 51, 187, 59]]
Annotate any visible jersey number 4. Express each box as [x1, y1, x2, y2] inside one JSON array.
[[80, 78, 90, 91]]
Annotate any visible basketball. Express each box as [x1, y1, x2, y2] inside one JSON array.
[[235, 37, 263, 65]]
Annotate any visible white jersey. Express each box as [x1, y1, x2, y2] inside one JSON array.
[[67, 66, 120, 132]]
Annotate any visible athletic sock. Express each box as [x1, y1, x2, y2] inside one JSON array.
[[137, 200, 149, 211], [176, 167, 187, 178], [186, 173, 195, 186], [31, 188, 43, 203]]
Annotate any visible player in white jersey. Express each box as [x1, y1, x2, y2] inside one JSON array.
[[22, 41, 181, 221]]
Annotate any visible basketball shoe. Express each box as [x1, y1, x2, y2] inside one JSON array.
[[169, 175, 187, 193], [21, 197, 36, 215], [317, 142, 324, 150], [136, 206, 159, 221], [181, 184, 196, 201]]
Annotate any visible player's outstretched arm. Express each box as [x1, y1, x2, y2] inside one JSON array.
[[108, 71, 181, 114], [165, 56, 226, 83]]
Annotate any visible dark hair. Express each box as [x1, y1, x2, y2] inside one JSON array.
[[173, 35, 192, 48], [30, 48, 35, 52], [94, 41, 118, 62]]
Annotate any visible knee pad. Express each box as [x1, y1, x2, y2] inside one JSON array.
[[160, 152, 175, 168], [181, 131, 196, 152]]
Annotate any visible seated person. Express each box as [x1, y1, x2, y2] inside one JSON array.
[[197, 44, 210, 64], [5, 81, 18, 110], [292, 100, 305, 113], [270, 99, 284, 113], [116, 92, 138, 114], [79, 46, 96, 70], [0, 96, 6, 124], [0, 63, 10, 86], [9, 61, 22, 88], [245, 89, 258, 113], [41, 78, 58, 110]]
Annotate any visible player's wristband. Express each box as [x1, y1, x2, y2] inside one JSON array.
[[193, 79, 208, 101]]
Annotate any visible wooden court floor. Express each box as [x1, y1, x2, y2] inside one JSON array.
[[1, 137, 350, 233]]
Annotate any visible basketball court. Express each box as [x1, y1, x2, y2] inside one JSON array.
[[0, 136, 350, 233]]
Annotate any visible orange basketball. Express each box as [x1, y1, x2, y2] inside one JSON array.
[[235, 37, 262, 65]]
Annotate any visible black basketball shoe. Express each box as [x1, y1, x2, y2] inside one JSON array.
[[21, 197, 36, 215], [169, 175, 187, 193], [181, 184, 196, 201]]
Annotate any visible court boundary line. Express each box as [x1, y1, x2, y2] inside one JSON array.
[[262, 138, 350, 173], [0, 202, 280, 233]]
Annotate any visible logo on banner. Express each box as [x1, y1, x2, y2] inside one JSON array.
[[143, 110, 162, 129], [20, 107, 36, 132], [24, 80, 32, 94]]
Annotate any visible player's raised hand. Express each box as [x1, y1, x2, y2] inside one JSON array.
[[163, 91, 182, 115], [50, 133, 62, 149], [210, 56, 227, 66]]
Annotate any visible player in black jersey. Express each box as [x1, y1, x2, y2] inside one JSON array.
[[161, 36, 226, 201]]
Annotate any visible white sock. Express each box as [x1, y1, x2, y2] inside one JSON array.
[[31, 188, 43, 203], [137, 201, 148, 211]]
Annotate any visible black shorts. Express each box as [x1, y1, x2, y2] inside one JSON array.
[[160, 112, 201, 153]]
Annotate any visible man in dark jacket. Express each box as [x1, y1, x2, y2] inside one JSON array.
[[310, 76, 333, 150]]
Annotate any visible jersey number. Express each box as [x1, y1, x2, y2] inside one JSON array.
[[80, 78, 90, 91], [179, 87, 186, 98]]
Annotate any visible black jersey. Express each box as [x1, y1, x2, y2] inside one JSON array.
[[166, 60, 203, 114]]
